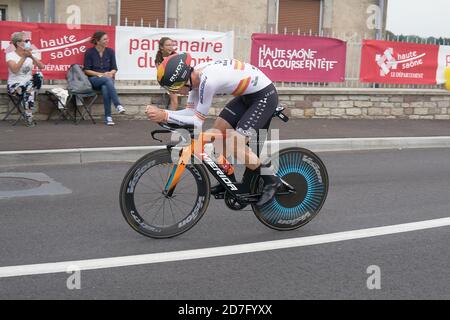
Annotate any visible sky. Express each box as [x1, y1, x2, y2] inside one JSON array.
[[386, 0, 450, 38]]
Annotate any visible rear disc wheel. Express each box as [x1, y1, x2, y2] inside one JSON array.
[[251, 147, 329, 231]]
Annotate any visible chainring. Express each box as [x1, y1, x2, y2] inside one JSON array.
[[224, 191, 248, 211]]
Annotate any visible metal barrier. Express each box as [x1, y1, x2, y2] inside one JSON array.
[[2, 14, 449, 90]]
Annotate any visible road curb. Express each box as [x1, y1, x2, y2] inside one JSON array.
[[1, 136, 450, 167]]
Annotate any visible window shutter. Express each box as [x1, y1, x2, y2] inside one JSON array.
[[120, 0, 165, 26], [278, 0, 321, 34]]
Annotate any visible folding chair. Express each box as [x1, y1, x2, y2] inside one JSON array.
[[45, 90, 75, 124], [3, 93, 28, 126], [70, 90, 98, 124]]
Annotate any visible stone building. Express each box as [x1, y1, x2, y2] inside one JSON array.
[[3, 1, 448, 121], [0, 0, 388, 60]]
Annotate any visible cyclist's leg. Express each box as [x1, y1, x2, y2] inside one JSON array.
[[229, 84, 280, 205], [211, 85, 279, 193], [200, 96, 250, 194], [226, 84, 278, 170], [212, 96, 247, 158], [213, 95, 270, 170], [211, 84, 278, 169], [207, 97, 247, 194]]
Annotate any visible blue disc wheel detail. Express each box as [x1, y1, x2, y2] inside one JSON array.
[[251, 147, 329, 231]]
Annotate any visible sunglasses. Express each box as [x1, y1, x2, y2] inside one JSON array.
[[163, 77, 192, 92], [167, 84, 191, 93]]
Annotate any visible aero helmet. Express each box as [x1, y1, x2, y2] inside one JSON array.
[[157, 53, 193, 91]]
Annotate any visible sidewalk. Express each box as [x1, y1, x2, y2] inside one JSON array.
[[2, 118, 450, 152], [1, 118, 450, 167]]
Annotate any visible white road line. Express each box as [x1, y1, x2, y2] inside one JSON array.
[[2, 137, 450, 168], [1, 136, 450, 155], [1, 217, 449, 278]]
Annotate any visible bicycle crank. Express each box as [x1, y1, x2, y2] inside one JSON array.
[[224, 191, 248, 210]]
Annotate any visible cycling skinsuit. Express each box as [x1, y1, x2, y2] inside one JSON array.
[[164, 59, 278, 136]]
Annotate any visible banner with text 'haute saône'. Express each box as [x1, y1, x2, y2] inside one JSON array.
[[360, 39, 450, 84], [114, 27, 234, 80], [0, 22, 233, 80], [0, 21, 115, 80], [250, 33, 347, 82]]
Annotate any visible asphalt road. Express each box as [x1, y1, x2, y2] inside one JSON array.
[[0, 148, 449, 300]]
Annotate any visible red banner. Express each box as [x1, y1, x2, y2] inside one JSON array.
[[360, 40, 439, 84], [250, 34, 346, 82], [0, 21, 115, 80]]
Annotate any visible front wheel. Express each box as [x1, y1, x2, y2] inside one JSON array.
[[119, 149, 211, 238], [251, 147, 329, 231]]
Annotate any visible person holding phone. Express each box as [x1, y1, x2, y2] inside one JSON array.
[[6, 32, 45, 126]]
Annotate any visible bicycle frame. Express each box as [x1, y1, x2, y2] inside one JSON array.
[[158, 104, 291, 202], [164, 131, 246, 195], [163, 130, 290, 203]]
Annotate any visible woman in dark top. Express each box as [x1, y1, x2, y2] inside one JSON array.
[[84, 31, 125, 126], [155, 37, 178, 111]]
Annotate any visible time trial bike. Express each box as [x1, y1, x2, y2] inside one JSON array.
[[119, 106, 328, 238]]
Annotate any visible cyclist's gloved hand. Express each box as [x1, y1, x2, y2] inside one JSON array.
[[146, 105, 167, 123]]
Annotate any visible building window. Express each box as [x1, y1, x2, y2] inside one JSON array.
[[0, 6, 7, 21], [20, 0, 45, 22], [278, 0, 321, 34], [120, 0, 165, 27]]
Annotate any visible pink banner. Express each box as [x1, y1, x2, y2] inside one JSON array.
[[250, 34, 346, 82], [1, 21, 115, 80], [360, 40, 439, 84]]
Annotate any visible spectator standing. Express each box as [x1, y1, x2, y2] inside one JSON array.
[[155, 37, 179, 110]]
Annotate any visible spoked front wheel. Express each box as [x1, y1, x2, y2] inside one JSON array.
[[119, 149, 210, 238], [251, 147, 329, 231]]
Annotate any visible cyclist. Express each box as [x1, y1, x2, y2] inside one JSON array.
[[146, 53, 282, 206]]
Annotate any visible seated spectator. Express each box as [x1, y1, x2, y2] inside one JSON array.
[[155, 37, 179, 111], [84, 30, 125, 126], [6, 32, 45, 127]]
